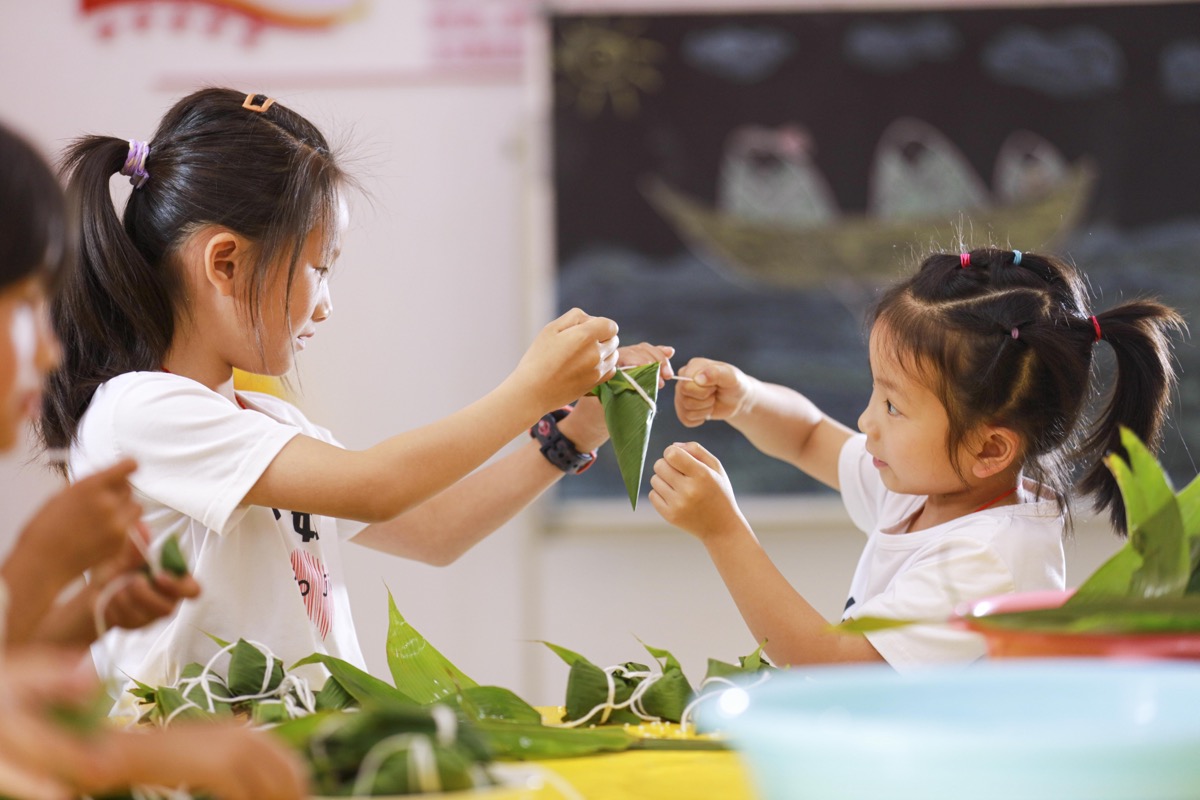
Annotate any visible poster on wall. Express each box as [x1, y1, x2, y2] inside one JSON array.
[[547, 2, 1200, 502]]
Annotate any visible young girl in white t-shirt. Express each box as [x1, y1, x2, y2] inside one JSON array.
[[0, 118, 306, 800], [650, 247, 1183, 670], [41, 88, 672, 704]]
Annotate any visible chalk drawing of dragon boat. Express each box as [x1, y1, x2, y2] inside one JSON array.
[[643, 118, 1096, 289]]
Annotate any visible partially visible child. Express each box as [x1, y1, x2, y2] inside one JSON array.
[[43, 87, 670, 708], [651, 248, 1183, 670], [0, 118, 307, 800]]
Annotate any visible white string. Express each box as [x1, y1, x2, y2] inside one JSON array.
[[556, 665, 665, 728], [678, 672, 772, 734], [164, 639, 316, 724], [351, 733, 441, 797], [616, 367, 657, 413]]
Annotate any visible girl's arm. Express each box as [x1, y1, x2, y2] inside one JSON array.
[[243, 309, 619, 522], [353, 344, 675, 564], [650, 442, 883, 666], [674, 358, 853, 490]]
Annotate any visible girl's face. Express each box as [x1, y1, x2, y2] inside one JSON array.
[[0, 275, 60, 451], [857, 324, 972, 498], [255, 200, 345, 376]]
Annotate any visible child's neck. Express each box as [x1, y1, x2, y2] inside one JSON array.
[[907, 476, 1020, 533], [161, 351, 237, 404]]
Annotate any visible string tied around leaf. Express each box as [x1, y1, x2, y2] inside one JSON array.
[[557, 664, 666, 728]]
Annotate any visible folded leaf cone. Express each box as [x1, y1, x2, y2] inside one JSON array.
[[590, 363, 660, 509]]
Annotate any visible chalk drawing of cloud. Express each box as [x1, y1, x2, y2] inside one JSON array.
[[983, 26, 1124, 97], [843, 16, 961, 72], [683, 26, 796, 84], [1161, 40, 1200, 102]]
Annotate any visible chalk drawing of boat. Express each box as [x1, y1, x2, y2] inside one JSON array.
[[642, 118, 1096, 289]]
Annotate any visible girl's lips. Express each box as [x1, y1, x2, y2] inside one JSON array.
[[872, 456, 888, 469]]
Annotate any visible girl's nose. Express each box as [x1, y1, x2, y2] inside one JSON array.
[[313, 286, 333, 323], [857, 406, 872, 436]]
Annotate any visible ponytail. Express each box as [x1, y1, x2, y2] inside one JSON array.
[[41, 136, 181, 452], [39, 87, 347, 452], [1077, 301, 1185, 534]]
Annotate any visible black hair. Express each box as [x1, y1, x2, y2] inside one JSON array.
[[0, 122, 67, 291], [41, 87, 347, 451], [870, 247, 1184, 535]]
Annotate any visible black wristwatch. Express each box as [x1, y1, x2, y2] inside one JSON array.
[[530, 407, 597, 475]]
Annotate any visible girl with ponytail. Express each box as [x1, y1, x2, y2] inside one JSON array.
[[651, 247, 1183, 670], [44, 88, 667, 713]]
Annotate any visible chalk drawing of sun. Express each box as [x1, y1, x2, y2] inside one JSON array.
[[556, 19, 664, 119]]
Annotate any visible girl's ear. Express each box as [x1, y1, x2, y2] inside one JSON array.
[[201, 230, 249, 298], [969, 426, 1021, 479]]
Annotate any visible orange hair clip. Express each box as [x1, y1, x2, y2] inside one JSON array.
[[242, 93, 276, 113]]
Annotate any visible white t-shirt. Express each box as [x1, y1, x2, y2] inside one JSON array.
[[837, 434, 1066, 671], [71, 372, 368, 712]]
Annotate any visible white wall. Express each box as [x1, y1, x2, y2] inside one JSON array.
[[0, 1, 1123, 706]]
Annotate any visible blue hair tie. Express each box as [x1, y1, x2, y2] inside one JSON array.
[[1012, 250, 1023, 266]]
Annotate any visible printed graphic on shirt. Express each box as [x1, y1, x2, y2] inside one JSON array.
[[290, 549, 332, 639], [272, 507, 320, 542], [843, 596, 856, 616]]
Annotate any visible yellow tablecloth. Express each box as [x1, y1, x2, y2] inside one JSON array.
[[537, 750, 756, 800]]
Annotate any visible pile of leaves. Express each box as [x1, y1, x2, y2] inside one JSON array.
[[122, 593, 743, 796]]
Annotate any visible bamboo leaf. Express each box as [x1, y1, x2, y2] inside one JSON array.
[[453, 686, 544, 725], [226, 639, 284, 697], [639, 668, 692, 723], [293, 653, 418, 708], [475, 720, 636, 759], [313, 675, 357, 712], [1176, 473, 1200, 593], [385, 590, 478, 703], [563, 660, 640, 726], [833, 615, 927, 634], [541, 640, 592, 668], [966, 596, 1200, 634], [159, 533, 189, 577], [1111, 428, 1189, 598], [591, 363, 660, 508]]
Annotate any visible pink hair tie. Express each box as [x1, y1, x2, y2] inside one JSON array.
[[1090, 315, 1102, 343], [959, 252, 971, 268]]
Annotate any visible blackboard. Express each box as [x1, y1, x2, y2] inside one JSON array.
[[548, 2, 1200, 501]]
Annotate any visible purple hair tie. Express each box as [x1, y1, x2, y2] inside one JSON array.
[[121, 139, 150, 189]]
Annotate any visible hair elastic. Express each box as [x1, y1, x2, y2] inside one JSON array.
[[120, 139, 150, 189], [1011, 249, 1022, 265], [242, 93, 276, 113], [1090, 315, 1102, 343], [959, 252, 971, 268], [1011, 327, 1020, 340]]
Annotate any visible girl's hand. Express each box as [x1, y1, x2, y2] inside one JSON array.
[[512, 308, 620, 412], [0, 650, 106, 800], [18, 458, 142, 584], [81, 724, 309, 800], [558, 342, 676, 452], [649, 442, 748, 543], [674, 358, 755, 428], [616, 342, 676, 386], [91, 526, 201, 631]]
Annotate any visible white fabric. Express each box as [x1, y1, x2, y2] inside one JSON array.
[[837, 434, 1065, 671], [71, 372, 368, 715]]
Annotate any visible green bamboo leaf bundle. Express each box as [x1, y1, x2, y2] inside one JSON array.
[[227, 638, 285, 697], [544, 641, 698, 726], [276, 705, 496, 797], [159, 533, 189, 577], [591, 363, 660, 508], [385, 591, 478, 703]]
